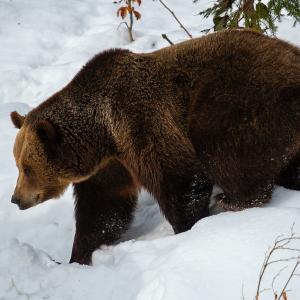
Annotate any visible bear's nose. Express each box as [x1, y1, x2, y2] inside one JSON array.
[[11, 195, 21, 205]]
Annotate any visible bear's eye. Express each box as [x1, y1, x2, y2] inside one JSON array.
[[23, 167, 31, 177]]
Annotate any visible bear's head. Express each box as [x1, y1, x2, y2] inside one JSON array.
[[10, 111, 70, 210]]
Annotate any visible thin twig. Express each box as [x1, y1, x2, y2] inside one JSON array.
[[128, 0, 134, 42], [158, 0, 193, 39], [272, 266, 289, 295], [241, 283, 245, 300], [276, 247, 300, 252], [255, 225, 300, 300], [256, 246, 275, 299], [161, 33, 174, 45], [278, 259, 300, 300], [259, 288, 271, 294], [117, 21, 129, 30], [268, 257, 300, 265]]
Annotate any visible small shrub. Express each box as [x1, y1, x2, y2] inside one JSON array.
[[115, 0, 142, 42]]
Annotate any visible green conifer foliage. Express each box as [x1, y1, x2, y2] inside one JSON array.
[[194, 0, 300, 35]]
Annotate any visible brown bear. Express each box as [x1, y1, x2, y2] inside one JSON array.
[[10, 29, 300, 265]]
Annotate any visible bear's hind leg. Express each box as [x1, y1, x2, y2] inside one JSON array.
[[277, 153, 300, 191], [70, 159, 138, 265], [215, 181, 274, 211]]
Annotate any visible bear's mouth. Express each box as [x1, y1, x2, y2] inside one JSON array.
[[17, 202, 33, 210], [11, 193, 42, 210]]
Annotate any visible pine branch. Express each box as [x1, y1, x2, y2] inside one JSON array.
[[195, 0, 300, 35]]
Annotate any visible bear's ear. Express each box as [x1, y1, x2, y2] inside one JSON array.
[[33, 120, 58, 142], [10, 111, 25, 129]]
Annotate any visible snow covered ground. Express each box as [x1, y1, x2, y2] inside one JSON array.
[[0, 0, 300, 299]]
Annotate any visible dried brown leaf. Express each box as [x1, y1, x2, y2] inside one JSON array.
[[135, 0, 142, 6], [133, 10, 141, 20], [117, 6, 128, 19]]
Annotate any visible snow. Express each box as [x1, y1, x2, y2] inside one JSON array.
[[0, 0, 300, 299]]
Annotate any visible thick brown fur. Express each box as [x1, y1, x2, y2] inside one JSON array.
[[11, 29, 300, 264]]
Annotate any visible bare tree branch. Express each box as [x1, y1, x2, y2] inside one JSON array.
[[158, 0, 192, 39], [241, 283, 245, 300], [272, 266, 288, 295], [161, 33, 174, 45], [278, 259, 300, 300], [254, 225, 300, 300], [268, 257, 300, 265]]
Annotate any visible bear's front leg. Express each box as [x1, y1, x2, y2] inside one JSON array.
[[128, 124, 213, 235], [70, 159, 138, 265]]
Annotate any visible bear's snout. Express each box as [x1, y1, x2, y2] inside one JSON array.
[[11, 195, 31, 210], [11, 195, 20, 205]]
